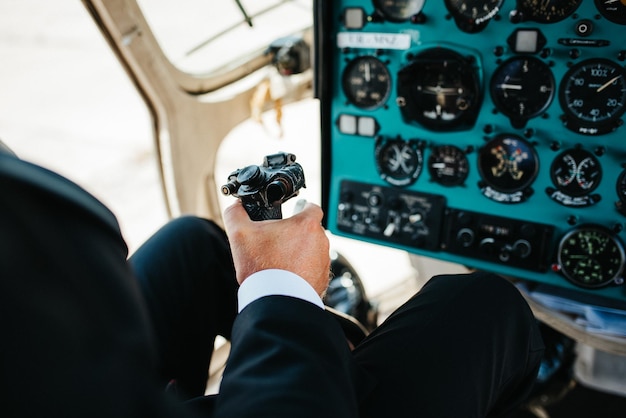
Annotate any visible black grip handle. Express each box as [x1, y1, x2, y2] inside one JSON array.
[[243, 201, 283, 221]]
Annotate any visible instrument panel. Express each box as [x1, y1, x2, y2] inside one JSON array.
[[315, 0, 626, 305]]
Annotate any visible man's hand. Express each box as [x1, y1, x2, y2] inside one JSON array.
[[223, 200, 331, 297]]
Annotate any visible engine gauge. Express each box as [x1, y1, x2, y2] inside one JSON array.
[[615, 167, 626, 215], [375, 137, 424, 186], [559, 58, 626, 135], [478, 134, 539, 195], [513, 0, 583, 23], [557, 225, 625, 288], [490, 56, 555, 128], [444, 0, 504, 33], [397, 48, 481, 131], [373, 0, 426, 22], [594, 0, 626, 25], [427, 145, 470, 186], [342, 56, 391, 110], [550, 148, 602, 197]]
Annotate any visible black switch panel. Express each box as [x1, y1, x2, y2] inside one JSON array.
[[336, 180, 446, 251], [443, 209, 555, 272]]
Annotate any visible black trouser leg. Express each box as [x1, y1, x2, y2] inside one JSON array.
[[354, 272, 544, 418], [129, 216, 238, 400]]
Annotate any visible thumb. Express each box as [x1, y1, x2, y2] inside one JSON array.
[[223, 200, 250, 235]]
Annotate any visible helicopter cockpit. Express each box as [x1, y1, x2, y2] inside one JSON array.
[[3, 0, 626, 415]]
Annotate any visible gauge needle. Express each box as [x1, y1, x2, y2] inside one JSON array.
[[597, 75, 621, 92], [424, 86, 457, 94], [364, 62, 371, 82], [497, 84, 522, 90]]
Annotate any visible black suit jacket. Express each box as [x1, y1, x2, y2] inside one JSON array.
[[0, 153, 375, 417], [214, 295, 374, 418]]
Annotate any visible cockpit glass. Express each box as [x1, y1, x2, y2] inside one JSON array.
[[137, 0, 313, 75]]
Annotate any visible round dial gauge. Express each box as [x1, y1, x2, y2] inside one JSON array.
[[594, 0, 626, 25], [559, 58, 626, 135], [397, 48, 481, 131], [428, 145, 470, 186], [375, 138, 423, 186], [550, 148, 602, 197], [444, 0, 504, 33], [342, 56, 391, 110], [514, 0, 583, 23], [617, 168, 626, 210], [373, 0, 426, 22], [490, 56, 555, 127], [478, 134, 539, 193], [557, 225, 625, 288]]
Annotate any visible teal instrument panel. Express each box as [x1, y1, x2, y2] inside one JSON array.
[[315, 0, 626, 305]]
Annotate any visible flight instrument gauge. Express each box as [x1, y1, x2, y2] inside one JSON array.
[[373, 0, 426, 22], [556, 225, 625, 288], [594, 0, 626, 25], [490, 56, 555, 128], [559, 58, 626, 135], [342, 56, 391, 110], [444, 0, 503, 33], [550, 148, 602, 197], [397, 48, 481, 131], [615, 167, 626, 215], [375, 137, 424, 186], [513, 0, 583, 23], [548, 148, 602, 207], [427, 145, 470, 186], [478, 134, 539, 202]]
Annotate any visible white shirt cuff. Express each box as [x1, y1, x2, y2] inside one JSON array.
[[237, 269, 325, 313]]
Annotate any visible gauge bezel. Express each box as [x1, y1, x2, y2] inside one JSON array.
[[373, 0, 426, 22], [444, 0, 504, 33], [375, 137, 424, 187], [615, 167, 626, 216], [478, 133, 539, 195], [558, 58, 626, 135], [342, 55, 392, 110], [427, 145, 470, 187], [549, 147, 602, 198], [594, 0, 626, 25], [397, 47, 482, 131], [557, 225, 626, 288], [490, 55, 555, 128], [514, 0, 583, 23]]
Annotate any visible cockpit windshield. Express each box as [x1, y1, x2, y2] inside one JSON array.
[[137, 0, 312, 76]]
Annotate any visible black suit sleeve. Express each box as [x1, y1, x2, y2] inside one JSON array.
[[0, 155, 194, 418], [214, 295, 373, 418]]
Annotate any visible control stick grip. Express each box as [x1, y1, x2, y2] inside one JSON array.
[[221, 152, 306, 221]]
